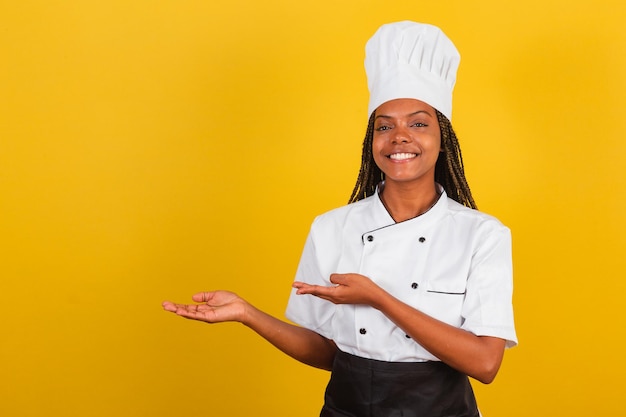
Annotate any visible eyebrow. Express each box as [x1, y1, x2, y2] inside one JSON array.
[[374, 110, 433, 120]]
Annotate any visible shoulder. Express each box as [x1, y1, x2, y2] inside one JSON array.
[[311, 195, 377, 230], [444, 198, 510, 236]]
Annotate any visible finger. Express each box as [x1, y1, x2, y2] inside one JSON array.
[[191, 292, 211, 303], [293, 283, 314, 293], [174, 309, 203, 320], [329, 274, 348, 285], [173, 304, 207, 319], [296, 284, 335, 297], [163, 302, 204, 314], [172, 303, 194, 314], [293, 282, 312, 291], [294, 281, 333, 289], [162, 301, 179, 312]]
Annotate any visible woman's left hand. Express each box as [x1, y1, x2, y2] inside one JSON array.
[[293, 273, 384, 307]]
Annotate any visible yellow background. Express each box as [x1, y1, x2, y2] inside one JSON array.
[[1, 1, 625, 416]]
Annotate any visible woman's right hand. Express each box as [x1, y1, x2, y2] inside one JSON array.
[[163, 289, 338, 370], [162, 291, 247, 324]]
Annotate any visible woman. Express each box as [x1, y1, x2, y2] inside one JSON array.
[[163, 21, 517, 417]]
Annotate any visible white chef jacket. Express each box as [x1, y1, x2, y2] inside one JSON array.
[[285, 187, 517, 362]]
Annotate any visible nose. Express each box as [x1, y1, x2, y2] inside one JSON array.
[[392, 126, 412, 144]]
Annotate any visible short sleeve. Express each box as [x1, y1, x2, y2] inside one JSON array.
[[285, 228, 336, 340], [461, 222, 518, 348]]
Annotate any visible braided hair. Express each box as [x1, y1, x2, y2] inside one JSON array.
[[348, 109, 477, 209]]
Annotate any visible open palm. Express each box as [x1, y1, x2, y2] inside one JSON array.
[[162, 290, 246, 323]]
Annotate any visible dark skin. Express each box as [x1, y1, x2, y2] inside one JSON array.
[[163, 98, 508, 384], [162, 291, 338, 370]]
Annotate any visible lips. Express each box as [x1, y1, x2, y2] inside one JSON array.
[[388, 152, 418, 160]]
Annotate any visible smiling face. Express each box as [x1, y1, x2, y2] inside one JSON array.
[[372, 98, 441, 188]]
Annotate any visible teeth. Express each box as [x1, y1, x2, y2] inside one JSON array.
[[389, 153, 417, 160]]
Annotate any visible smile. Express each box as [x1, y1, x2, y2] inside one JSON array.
[[388, 152, 418, 160]]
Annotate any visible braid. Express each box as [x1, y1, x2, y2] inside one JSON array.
[[348, 109, 477, 209], [434, 110, 477, 209], [348, 112, 381, 203]]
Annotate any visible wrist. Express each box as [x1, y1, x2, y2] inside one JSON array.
[[371, 288, 395, 312], [238, 299, 255, 327]]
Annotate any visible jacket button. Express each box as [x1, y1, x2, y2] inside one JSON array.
[[411, 282, 418, 289], [419, 237, 426, 243], [359, 328, 367, 335], [367, 235, 374, 242], [405, 334, 411, 339]]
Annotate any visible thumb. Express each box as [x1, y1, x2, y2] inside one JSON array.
[[329, 273, 349, 286], [191, 292, 212, 303]]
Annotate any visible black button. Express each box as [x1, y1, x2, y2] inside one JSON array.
[[419, 237, 426, 243], [367, 235, 374, 242], [411, 282, 418, 289], [359, 328, 367, 335], [405, 334, 411, 339]]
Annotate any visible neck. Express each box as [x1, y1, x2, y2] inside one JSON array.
[[379, 181, 440, 223]]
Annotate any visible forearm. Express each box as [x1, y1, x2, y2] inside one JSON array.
[[375, 291, 505, 384], [242, 303, 337, 371]]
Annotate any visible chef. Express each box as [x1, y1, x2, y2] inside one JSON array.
[[286, 21, 517, 417]]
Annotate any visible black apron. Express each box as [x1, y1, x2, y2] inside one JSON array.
[[320, 350, 479, 417]]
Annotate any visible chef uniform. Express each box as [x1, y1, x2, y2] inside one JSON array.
[[286, 21, 517, 417], [286, 186, 517, 416]]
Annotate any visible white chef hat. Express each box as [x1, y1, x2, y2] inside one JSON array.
[[365, 21, 460, 121]]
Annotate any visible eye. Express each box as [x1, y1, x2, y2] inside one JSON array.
[[375, 125, 392, 131], [411, 122, 428, 127]]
